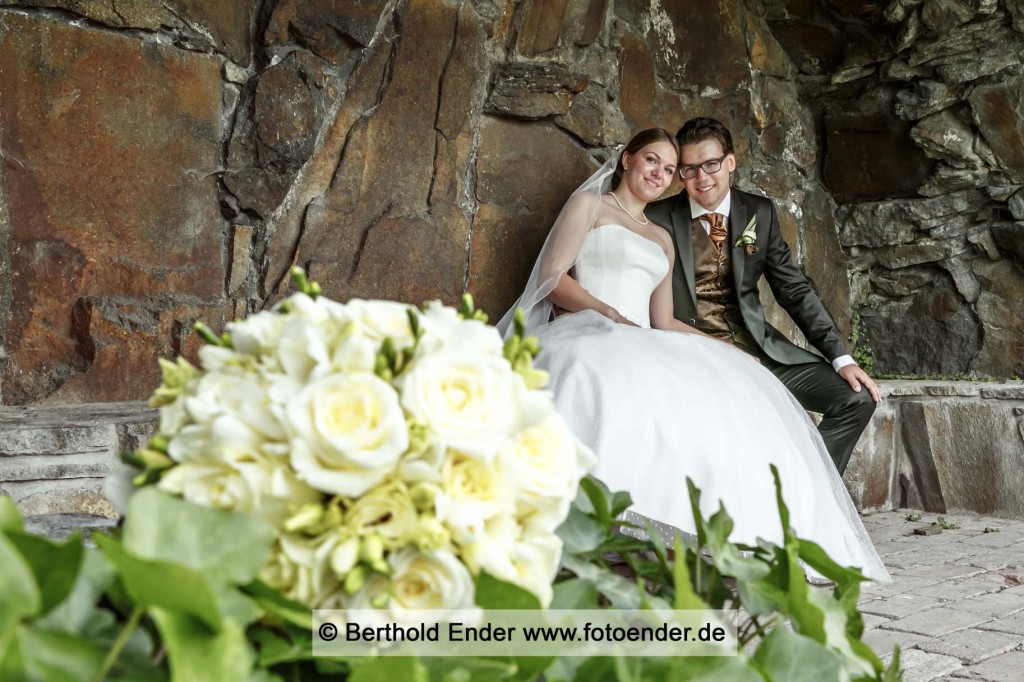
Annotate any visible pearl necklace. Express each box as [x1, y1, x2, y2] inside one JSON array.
[[609, 191, 649, 226]]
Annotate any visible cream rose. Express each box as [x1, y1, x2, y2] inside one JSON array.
[[344, 480, 419, 549], [436, 450, 517, 544], [348, 548, 476, 623], [259, 531, 343, 609], [461, 516, 561, 607], [398, 349, 518, 460], [418, 301, 503, 355], [500, 414, 595, 532], [286, 373, 408, 496], [345, 299, 418, 348]]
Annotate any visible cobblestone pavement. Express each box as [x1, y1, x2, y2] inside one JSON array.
[[859, 510, 1024, 682]]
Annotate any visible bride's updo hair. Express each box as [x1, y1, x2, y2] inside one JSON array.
[[612, 127, 679, 188]]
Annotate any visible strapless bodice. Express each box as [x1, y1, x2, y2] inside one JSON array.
[[574, 224, 669, 328]]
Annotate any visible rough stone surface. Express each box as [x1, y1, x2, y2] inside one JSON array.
[[969, 75, 1024, 184], [264, 0, 390, 63], [0, 13, 228, 405], [486, 62, 589, 120], [970, 261, 1024, 378]]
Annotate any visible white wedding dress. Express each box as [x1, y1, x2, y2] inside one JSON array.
[[533, 224, 889, 582]]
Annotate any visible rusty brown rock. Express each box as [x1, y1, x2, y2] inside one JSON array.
[[438, 2, 488, 140], [555, 83, 631, 147], [517, 0, 571, 56], [801, 188, 853, 341], [0, 0, 257, 64], [970, 260, 1024, 378], [0, 13, 226, 404], [266, 0, 483, 309], [468, 118, 594, 319], [264, 0, 390, 64]]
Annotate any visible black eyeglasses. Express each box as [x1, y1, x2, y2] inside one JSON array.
[[679, 155, 727, 179]]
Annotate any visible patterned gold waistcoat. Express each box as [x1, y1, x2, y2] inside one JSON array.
[[691, 224, 759, 351]]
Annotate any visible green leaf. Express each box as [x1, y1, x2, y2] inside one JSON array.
[[753, 627, 843, 682], [770, 464, 791, 543], [250, 627, 313, 667], [0, 495, 23, 533], [37, 550, 117, 636], [881, 646, 902, 682], [685, 478, 708, 546], [474, 571, 541, 610], [550, 578, 599, 609], [798, 539, 868, 593], [0, 533, 42, 631], [4, 530, 84, 616], [348, 657, 428, 682], [244, 580, 312, 629], [151, 607, 253, 682], [579, 478, 611, 530], [18, 625, 105, 682], [556, 506, 605, 554], [122, 488, 274, 585], [95, 534, 223, 631], [672, 536, 707, 611], [608, 491, 633, 519]]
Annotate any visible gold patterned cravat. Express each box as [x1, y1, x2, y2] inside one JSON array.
[[705, 212, 728, 251]]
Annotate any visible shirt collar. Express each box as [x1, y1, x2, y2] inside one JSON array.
[[688, 190, 732, 220]]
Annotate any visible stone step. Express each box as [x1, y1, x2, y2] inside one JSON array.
[[0, 402, 156, 518]]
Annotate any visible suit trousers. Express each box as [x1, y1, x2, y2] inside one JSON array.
[[754, 353, 876, 476]]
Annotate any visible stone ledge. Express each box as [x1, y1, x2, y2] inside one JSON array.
[[847, 380, 1024, 521]]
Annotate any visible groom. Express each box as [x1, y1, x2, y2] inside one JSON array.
[[646, 117, 880, 475]]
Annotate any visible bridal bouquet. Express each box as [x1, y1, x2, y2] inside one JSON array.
[[127, 268, 594, 615]]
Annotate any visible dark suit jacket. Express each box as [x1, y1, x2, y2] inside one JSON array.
[[646, 188, 849, 366]]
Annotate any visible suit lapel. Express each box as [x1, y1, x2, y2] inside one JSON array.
[[670, 198, 697, 310], [729, 193, 746, 292]]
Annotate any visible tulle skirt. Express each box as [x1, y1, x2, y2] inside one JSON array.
[[533, 310, 889, 582]]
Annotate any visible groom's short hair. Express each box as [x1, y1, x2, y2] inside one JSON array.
[[677, 118, 734, 155]]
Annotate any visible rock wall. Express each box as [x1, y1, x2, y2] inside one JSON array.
[[0, 0, 850, 405], [3, 1, 1020, 409], [761, 0, 1024, 378]]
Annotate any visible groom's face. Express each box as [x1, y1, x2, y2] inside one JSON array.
[[680, 139, 735, 212]]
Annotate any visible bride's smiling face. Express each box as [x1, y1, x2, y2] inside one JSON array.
[[620, 141, 678, 203]]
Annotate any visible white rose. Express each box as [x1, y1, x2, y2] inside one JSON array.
[[344, 299, 417, 346], [344, 480, 419, 549], [259, 532, 343, 609], [461, 515, 561, 607], [500, 414, 596, 532], [398, 349, 518, 460], [183, 372, 285, 442], [436, 450, 517, 544], [229, 309, 289, 359], [159, 442, 320, 526], [349, 548, 476, 624], [275, 316, 331, 384], [418, 301, 503, 355], [286, 373, 408, 496]]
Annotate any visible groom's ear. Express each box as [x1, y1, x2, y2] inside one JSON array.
[[725, 154, 737, 173]]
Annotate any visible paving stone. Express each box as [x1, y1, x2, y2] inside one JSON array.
[[882, 606, 993, 637], [885, 544, 986, 569], [979, 611, 1024, 636], [909, 575, 1009, 602], [917, 629, 1024, 665], [862, 575, 944, 599], [953, 591, 1024, 619], [862, 627, 931, 657], [949, 650, 1024, 681], [890, 565, 988, 583], [863, 612, 893, 629], [862, 594, 947, 619], [955, 530, 1024, 551], [964, 545, 1024, 571], [893, 648, 963, 682]]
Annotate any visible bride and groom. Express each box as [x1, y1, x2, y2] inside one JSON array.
[[498, 119, 889, 582]]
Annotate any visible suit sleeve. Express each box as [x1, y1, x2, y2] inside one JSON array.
[[761, 199, 850, 362]]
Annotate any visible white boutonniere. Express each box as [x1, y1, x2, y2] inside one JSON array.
[[733, 216, 759, 255]]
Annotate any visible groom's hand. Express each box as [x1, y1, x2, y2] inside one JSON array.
[[838, 364, 881, 403]]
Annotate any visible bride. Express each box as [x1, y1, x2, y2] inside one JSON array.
[[497, 128, 889, 582]]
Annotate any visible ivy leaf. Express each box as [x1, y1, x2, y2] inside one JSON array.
[[16, 626, 105, 682], [36, 550, 116, 636], [579, 478, 611, 530], [556, 506, 605, 554], [0, 495, 23, 533], [95, 534, 223, 631], [672, 536, 706, 611], [244, 579, 312, 630], [550, 578, 599, 609], [3, 530, 84, 616], [753, 627, 843, 682], [0, 533, 41, 632], [121, 488, 274, 585], [348, 657, 428, 682], [474, 571, 541, 610], [151, 607, 253, 682]]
